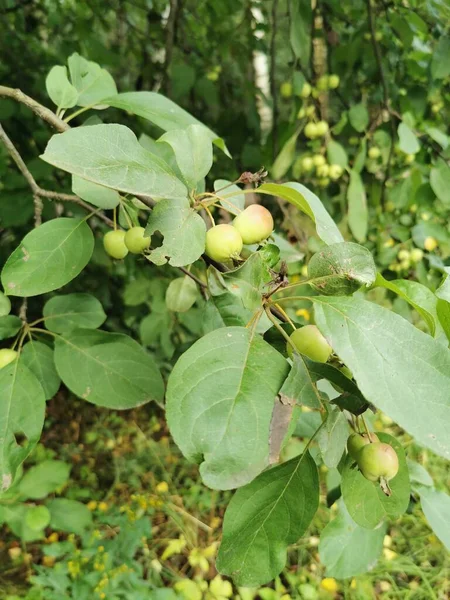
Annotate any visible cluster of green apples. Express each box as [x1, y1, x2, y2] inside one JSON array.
[[294, 153, 344, 188], [103, 226, 151, 260], [280, 73, 339, 101], [388, 247, 424, 273], [204, 205, 274, 262], [347, 432, 399, 485]]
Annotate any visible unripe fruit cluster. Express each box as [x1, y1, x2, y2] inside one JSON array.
[[316, 74, 340, 91], [295, 154, 343, 189], [103, 227, 151, 260], [304, 121, 329, 140], [205, 205, 274, 262], [347, 433, 399, 484]]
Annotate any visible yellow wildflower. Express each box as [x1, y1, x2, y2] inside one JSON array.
[[320, 577, 339, 593], [295, 308, 310, 321], [156, 481, 169, 494], [87, 501, 98, 511], [161, 535, 187, 561], [98, 501, 108, 512]]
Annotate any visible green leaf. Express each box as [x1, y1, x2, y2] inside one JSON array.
[[67, 53, 117, 107], [43, 293, 106, 333], [407, 459, 433, 488], [105, 91, 230, 156], [418, 487, 450, 550], [349, 103, 369, 132], [319, 501, 386, 578], [375, 274, 439, 336], [271, 128, 301, 180], [0, 315, 22, 340], [398, 122, 420, 154], [0, 504, 45, 542], [317, 408, 349, 468], [165, 276, 198, 313], [41, 124, 188, 201], [308, 242, 376, 295], [166, 327, 289, 490], [327, 140, 348, 168], [72, 176, 120, 209], [312, 296, 450, 460], [158, 124, 213, 189], [430, 159, 450, 205], [145, 198, 206, 267], [279, 354, 322, 409], [257, 182, 344, 245], [208, 254, 270, 312], [290, 1, 312, 67], [347, 170, 368, 242], [353, 139, 367, 173], [1, 218, 94, 297], [214, 180, 245, 215], [426, 127, 449, 150], [45, 66, 78, 109], [0, 291, 11, 317], [54, 329, 164, 409], [47, 498, 92, 534], [25, 505, 51, 531], [18, 460, 71, 500], [341, 433, 410, 529], [20, 341, 61, 400], [431, 37, 450, 79], [0, 362, 45, 494], [216, 452, 319, 586]]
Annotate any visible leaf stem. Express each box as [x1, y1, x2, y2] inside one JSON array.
[[361, 414, 374, 441], [264, 304, 297, 352], [272, 303, 296, 331], [203, 205, 215, 227], [64, 103, 99, 123], [28, 327, 58, 338]]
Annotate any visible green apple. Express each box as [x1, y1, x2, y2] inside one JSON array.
[[328, 74, 340, 89], [317, 75, 329, 91], [347, 432, 380, 460], [313, 154, 326, 167], [329, 164, 343, 180], [103, 230, 129, 259], [368, 146, 381, 159], [287, 325, 332, 363], [316, 164, 329, 178], [357, 442, 399, 482], [124, 227, 151, 254], [299, 82, 312, 98], [233, 205, 274, 245], [281, 82, 293, 98], [410, 248, 424, 263], [205, 224, 243, 262], [301, 157, 314, 171], [315, 121, 329, 136], [304, 122, 319, 139], [0, 348, 18, 370]]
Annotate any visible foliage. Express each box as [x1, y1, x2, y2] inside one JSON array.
[[0, 0, 450, 596]]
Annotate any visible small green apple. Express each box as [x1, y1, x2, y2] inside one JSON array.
[[124, 227, 151, 254], [103, 230, 129, 259], [357, 442, 399, 482], [205, 224, 243, 262], [287, 325, 332, 363], [233, 205, 274, 245]]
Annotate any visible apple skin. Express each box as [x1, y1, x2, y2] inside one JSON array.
[[287, 325, 332, 363], [328, 74, 340, 89], [205, 224, 243, 262], [304, 123, 319, 139], [315, 121, 329, 136], [124, 227, 151, 254], [357, 442, 399, 482], [233, 205, 274, 245], [368, 147, 381, 159], [103, 230, 129, 259], [0, 348, 18, 370], [347, 432, 380, 460]]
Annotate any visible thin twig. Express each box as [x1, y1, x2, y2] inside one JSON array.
[[0, 86, 69, 132], [177, 266, 207, 289]]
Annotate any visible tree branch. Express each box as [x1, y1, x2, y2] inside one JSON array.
[[269, 0, 279, 160], [0, 86, 69, 132]]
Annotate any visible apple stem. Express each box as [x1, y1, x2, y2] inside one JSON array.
[[380, 476, 392, 497]]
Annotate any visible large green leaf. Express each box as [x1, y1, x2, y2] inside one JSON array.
[[398, 122, 420, 154], [327, 140, 348, 168], [0, 315, 22, 340], [216, 452, 319, 586], [18, 460, 71, 500], [43, 293, 106, 333], [68, 53, 117, 107], [341, 433, 410, 529], [166, 327, 289, 490], [431, 37, 450, 79], [214, 180, 245, 215], [40, 124, 188, 201], [418, 487, 450, 550], [0, 362, 45, 493], [349, 103, 369, 132], [279, 354, 322, 409], [430, 159, 450, 205], [145, 198, 206, 267], [271, 128, 301, 180], [47, 498, 92, 534], [54, 329, 164, 409], [257, 182, 344, 246], [45, 66, 78, 109], [0, 291, 11, 317], [375, 274, 440, 337], [347, 170, 368, 242], [105, 91, 230, 155], [20, 341, 61, 400], [313, 296, 450, 460], [72, 176, 120, 209], [158, 124, 213, 189], [308, 242, 376, 295], [1, 218, 94, 297], [319, 501, 386, 578], [290, 1, 311, 66]]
